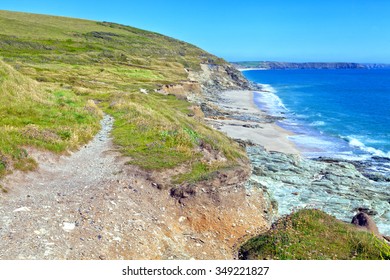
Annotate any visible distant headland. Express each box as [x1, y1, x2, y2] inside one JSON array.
[[231, 61, 390, 70]]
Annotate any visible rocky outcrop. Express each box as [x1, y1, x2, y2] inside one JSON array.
[[247, 145, 389, 234], [158, 63, 254, 105], [352, 212, 380, 236], [159, 81, 202, 99], [188, 63, 252, 96]]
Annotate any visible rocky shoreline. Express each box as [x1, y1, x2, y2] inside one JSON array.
[[204, 88, 390, 239]]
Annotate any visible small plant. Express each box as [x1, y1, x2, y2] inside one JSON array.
[[183, 127, 199, 143], [375, 236, 390, 260], [57, 130, 72, 140], [0, 184, 8, 193], [173, 162, 210, 183], [13, 157, 38, 172], [0, 160, 6, 176]]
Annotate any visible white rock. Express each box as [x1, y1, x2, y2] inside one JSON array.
[[178, 216, 186, 223], [13, 207, 30, 212], [62, 222, 76, 232], [44, 250, 53, 257], [34, 228, 48, 235]]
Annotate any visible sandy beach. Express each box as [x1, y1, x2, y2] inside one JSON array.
[[207, 90, 300, 155]]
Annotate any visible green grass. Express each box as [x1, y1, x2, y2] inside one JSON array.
[[0, 10, 245, 183], [0, 160, 6, 176], [173, 162, 227, 184], [107, 92, 245, 172], [0, 184, 8, 193], [239, 209, 390, 260], [0, 59, 101, 173]]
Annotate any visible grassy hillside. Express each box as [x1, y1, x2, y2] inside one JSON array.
[[0, 10, 223, 81], [0, 59, 101, 178], [239, 209, 390, 260], [0, 10, 245, 182]]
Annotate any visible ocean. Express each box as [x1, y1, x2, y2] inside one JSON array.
[[242, 68, 390, 235]]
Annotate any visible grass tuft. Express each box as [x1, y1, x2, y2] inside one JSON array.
[[239, 209, 390, 260]]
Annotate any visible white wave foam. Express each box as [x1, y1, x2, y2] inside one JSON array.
[[291, 135, 334, 147], [258, 83, 277, 93], [347, 137, 390, 158], [254, 84, 287, 116], [309, 121, 326, 127]]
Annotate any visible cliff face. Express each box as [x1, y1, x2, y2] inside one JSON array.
[[189, 63, 252, 93], [159, 62, 256, 119], [158, 63, 271, 258]]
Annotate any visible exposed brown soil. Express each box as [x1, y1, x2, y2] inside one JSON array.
[[0, 115, 269, 260]]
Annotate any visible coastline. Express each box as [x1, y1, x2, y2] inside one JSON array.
[[206, 90, 300, 155], [206, 88, 390, 237]]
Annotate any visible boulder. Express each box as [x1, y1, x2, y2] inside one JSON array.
[[351, 212, 380, 236]]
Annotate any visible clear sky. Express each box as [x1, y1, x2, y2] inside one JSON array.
[[1, 0, 390, 63]]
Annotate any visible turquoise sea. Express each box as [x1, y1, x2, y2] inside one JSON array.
[[242, 68, 390, 234], [243, 69, 390, 175]]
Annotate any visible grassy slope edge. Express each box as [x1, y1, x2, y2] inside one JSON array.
[[0, 59, 101, 177], [239, 209, 390, 260], [0, 10, 246, 183]]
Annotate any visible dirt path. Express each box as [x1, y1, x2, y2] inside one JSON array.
[[0, 115, 268, 260], [0, 115, 173, 259]]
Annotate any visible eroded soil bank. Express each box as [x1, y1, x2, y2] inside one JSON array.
[[0, 115, 269, 260]]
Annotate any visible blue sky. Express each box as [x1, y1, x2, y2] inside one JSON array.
[[1, 0, 390, 63]]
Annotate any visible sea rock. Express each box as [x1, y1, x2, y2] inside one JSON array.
[[200, 103, 225, 117], [362, 172, 390, 182], [351, 212, 380, 236], [247, 145, 390, 235]]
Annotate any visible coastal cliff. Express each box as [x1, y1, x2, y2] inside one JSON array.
[[0, 10, 388, 260], [202, 88, 390, 259], [0, 10, 270, 259], [182, 61, 389, 258]]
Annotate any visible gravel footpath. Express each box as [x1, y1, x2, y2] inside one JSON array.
[[0, 115, 268, 260], [0, 115, 179, 259]]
